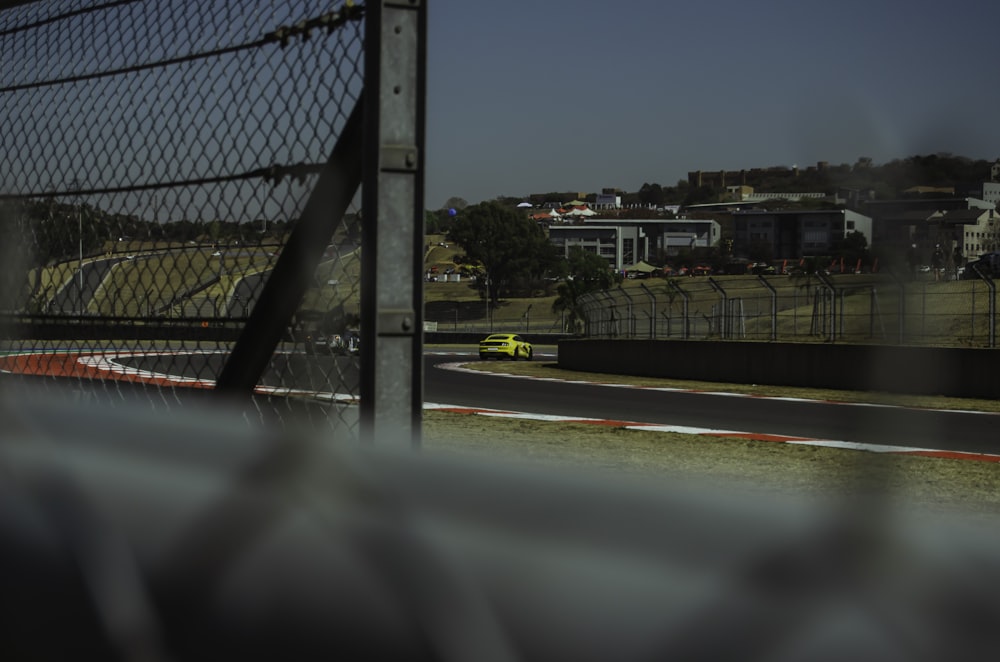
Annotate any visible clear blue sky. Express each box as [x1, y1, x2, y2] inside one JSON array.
[[425, 0, 1000, 208]]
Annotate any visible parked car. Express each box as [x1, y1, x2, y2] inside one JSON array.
[[307, 331, 359, 356], [479, 333, 532, 361], [748, 262, 776, 275]]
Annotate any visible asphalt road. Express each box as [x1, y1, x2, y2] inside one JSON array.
[[83, 347, 1000, 456], [424, 352, 1000, 456]]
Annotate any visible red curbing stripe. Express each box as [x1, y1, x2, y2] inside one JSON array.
[[703, 432, 814, 443], [425, 403, 1000, 464], [435, 406, 516, 416], [571, 418, 643, 428], [900, 450, 1000, 463]]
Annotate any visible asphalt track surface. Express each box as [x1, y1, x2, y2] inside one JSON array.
[[4, 347, 999, 457], [423, 352, 1000, 457]]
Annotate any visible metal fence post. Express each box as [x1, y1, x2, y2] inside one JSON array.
[[360, 1, 427, 448], [885, 269, 906, 344], [618, 285, 634, 338], [669, 280, 690, 339], [815, 272, 837, 342], [757, 275, 777, 341], [707, 277, 728, 339], [972, 264, 996, 348], [639, 282, 655, 339], [599, 290, 617, 338]]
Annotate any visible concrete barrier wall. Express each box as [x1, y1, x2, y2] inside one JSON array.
[[557, 339, 1000, 400]]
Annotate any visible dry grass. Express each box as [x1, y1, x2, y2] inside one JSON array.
[[422, 361, 1000, 519], [422, 409, 1000, 518]]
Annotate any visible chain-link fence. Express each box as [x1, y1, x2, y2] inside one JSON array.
[[5, 7, 1000, 659], [579, 273, 1000, 347], [0, 1, 426, 442]]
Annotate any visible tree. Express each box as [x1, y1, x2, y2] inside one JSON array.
[[425, 209, 455, 235], [552, 246, 619, 334], [831, 230, 870, 269], [637, 182, 665, 207], [682, 185, 718, 207], [447, 201, 558, 308], [565, 245, 617, 289]]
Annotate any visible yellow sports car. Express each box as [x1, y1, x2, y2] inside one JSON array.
[[479, 333, 533, 360]]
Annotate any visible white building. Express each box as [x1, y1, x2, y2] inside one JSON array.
[[594, 193, 621, 209], [548, 218, 721, 271]]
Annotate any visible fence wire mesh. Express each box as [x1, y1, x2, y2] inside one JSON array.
[[580, 273, 1000, 347], [3, 6, 1000, 659], [0, 0, 366, 436]]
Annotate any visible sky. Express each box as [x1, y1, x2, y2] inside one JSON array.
[[424, 0, 1000, 208]]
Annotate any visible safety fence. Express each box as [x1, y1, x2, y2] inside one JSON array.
[[0, 0, 426, 444], [578, 273, 1000, 347], [424, 314, 569, 336], [5, 8, 1000, 659]]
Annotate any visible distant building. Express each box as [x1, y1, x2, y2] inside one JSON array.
[[724, 185, 754, 200], [903, 186, 956, 196], [863, 197, 994, 253], [723, 185, 829, 203], [654, 219, 721, 256], [927, 208, 1000, 259], [548, 218, 720, 270], [688, 162, 830, 189], [732, 209, 872, 260], [529, 192, 588, 207], [741, 191, 828, 202], [594, 193, 621, 209], [957, 182, 1000, 207], [549, 224, 640, 270]]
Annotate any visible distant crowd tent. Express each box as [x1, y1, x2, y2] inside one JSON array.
[[623, 260, 657, 274], [516, 201, 533, 208], [530, 208, 563, 222], [565, 206, 596, 217]]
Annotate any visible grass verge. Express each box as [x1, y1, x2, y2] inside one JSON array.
[[422, 350, 1000, 518]]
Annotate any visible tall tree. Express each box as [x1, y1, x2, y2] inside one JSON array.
[[831, 230, 870, 268], [637, 182, 665, 207], [552, 246, 619, 334], [447, 201, 558, 307]]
